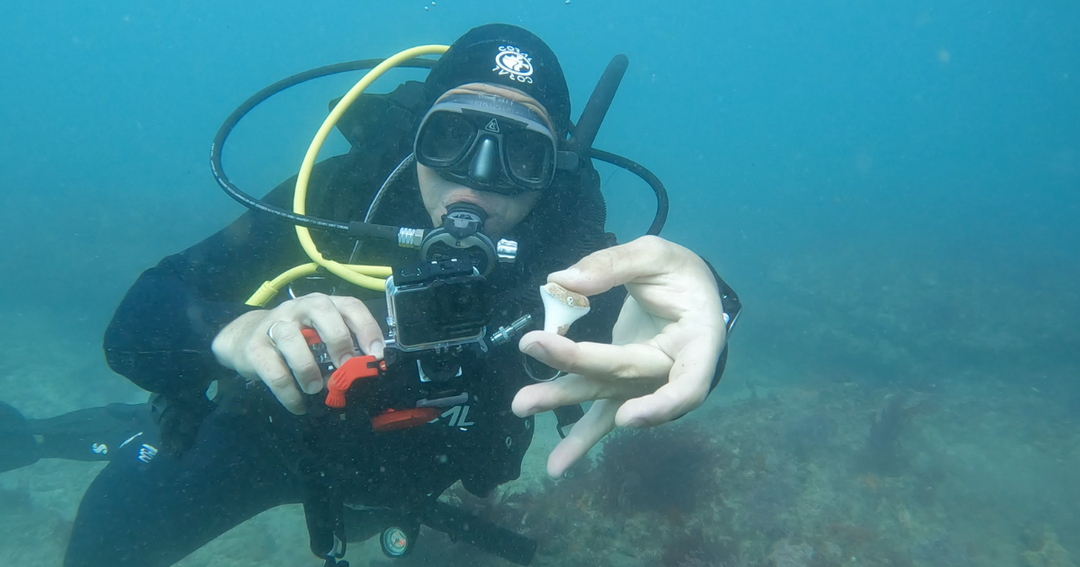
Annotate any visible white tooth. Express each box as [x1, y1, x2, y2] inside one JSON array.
[[540, 283, 591, 335]]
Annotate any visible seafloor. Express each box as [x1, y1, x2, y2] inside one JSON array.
[[2, 246, 1077, 567]]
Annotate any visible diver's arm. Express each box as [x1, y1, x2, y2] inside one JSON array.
[[103, 249, 263, 398], [103, 155, 357, 399]]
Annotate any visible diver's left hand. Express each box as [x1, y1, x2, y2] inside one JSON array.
[[512, 235, 728, 478]]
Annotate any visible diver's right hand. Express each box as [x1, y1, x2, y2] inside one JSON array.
[[211, 293, 385, 415]]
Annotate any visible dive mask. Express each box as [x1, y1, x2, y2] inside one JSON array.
[[414, 93, 566, 195]]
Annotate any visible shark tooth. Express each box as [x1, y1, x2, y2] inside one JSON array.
[[539, 282, 591, 335]]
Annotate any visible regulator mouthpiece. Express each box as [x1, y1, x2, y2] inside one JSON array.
[[419, 203, 516, 275]]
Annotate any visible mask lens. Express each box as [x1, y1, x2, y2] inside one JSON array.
[[419, 112, 475, 163], [504, 129, 553, 184]]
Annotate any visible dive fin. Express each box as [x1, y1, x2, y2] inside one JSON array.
[[29, 403, 155, 462], [0, 401, 40, 473]]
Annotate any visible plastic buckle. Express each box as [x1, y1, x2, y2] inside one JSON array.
[[324, 355, 385, 408]]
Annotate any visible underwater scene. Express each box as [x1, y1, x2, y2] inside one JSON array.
[[1, 1, 1077, 567]]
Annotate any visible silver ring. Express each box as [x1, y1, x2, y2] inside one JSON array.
[[266, 321, 284, 345]]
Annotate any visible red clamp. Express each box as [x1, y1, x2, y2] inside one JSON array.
[[371, 407, 442, 432], [324, 355, 385, 408], [299, 328, 439, 431]]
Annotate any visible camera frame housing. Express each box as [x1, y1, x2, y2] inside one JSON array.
[[385, 256, 491, 352]]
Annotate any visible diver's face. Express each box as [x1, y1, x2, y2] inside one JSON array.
[[417, 163, 540, 239], [417, 83, 552, 239]]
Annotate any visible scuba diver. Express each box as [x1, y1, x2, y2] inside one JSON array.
[[1, 24, 741, 567]]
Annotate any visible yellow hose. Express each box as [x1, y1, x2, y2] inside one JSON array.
[[244, 44, 449, 306], [293, 45, 449, 290], [245, 263, 393, 307]]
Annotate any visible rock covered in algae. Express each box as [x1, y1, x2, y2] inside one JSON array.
[[1022, 528, 1076, 567]]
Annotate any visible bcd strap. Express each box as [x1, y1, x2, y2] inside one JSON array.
[[302, 480, 346, 561], [298, 438, 347, 561], [553, 404, 584, 439]]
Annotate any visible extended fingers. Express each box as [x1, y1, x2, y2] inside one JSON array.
[[546, 399, 621, 478], [547, 236, 693, 296], [512, 373, 656, 417], [614, 334, 721, 426], [519, 331, 673, 380]]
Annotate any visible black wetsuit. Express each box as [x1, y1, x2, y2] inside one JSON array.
[[62, 85, 738, 567]]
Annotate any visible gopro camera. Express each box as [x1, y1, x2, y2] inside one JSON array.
[[385, 256, 491, 352]]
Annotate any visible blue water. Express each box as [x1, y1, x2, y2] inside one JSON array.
[[1, 1, 1077, 566]]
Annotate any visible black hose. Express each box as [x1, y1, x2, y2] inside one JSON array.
[[590, 148, 668, 235], [209, 58, 437, 235], [563, 55, 667, 236]]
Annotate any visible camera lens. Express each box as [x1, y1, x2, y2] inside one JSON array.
[[435, 284, 476, 320], [453, 290, 475, 311]]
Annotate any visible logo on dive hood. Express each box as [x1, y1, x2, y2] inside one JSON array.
[[493, 45, 534, 84]]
